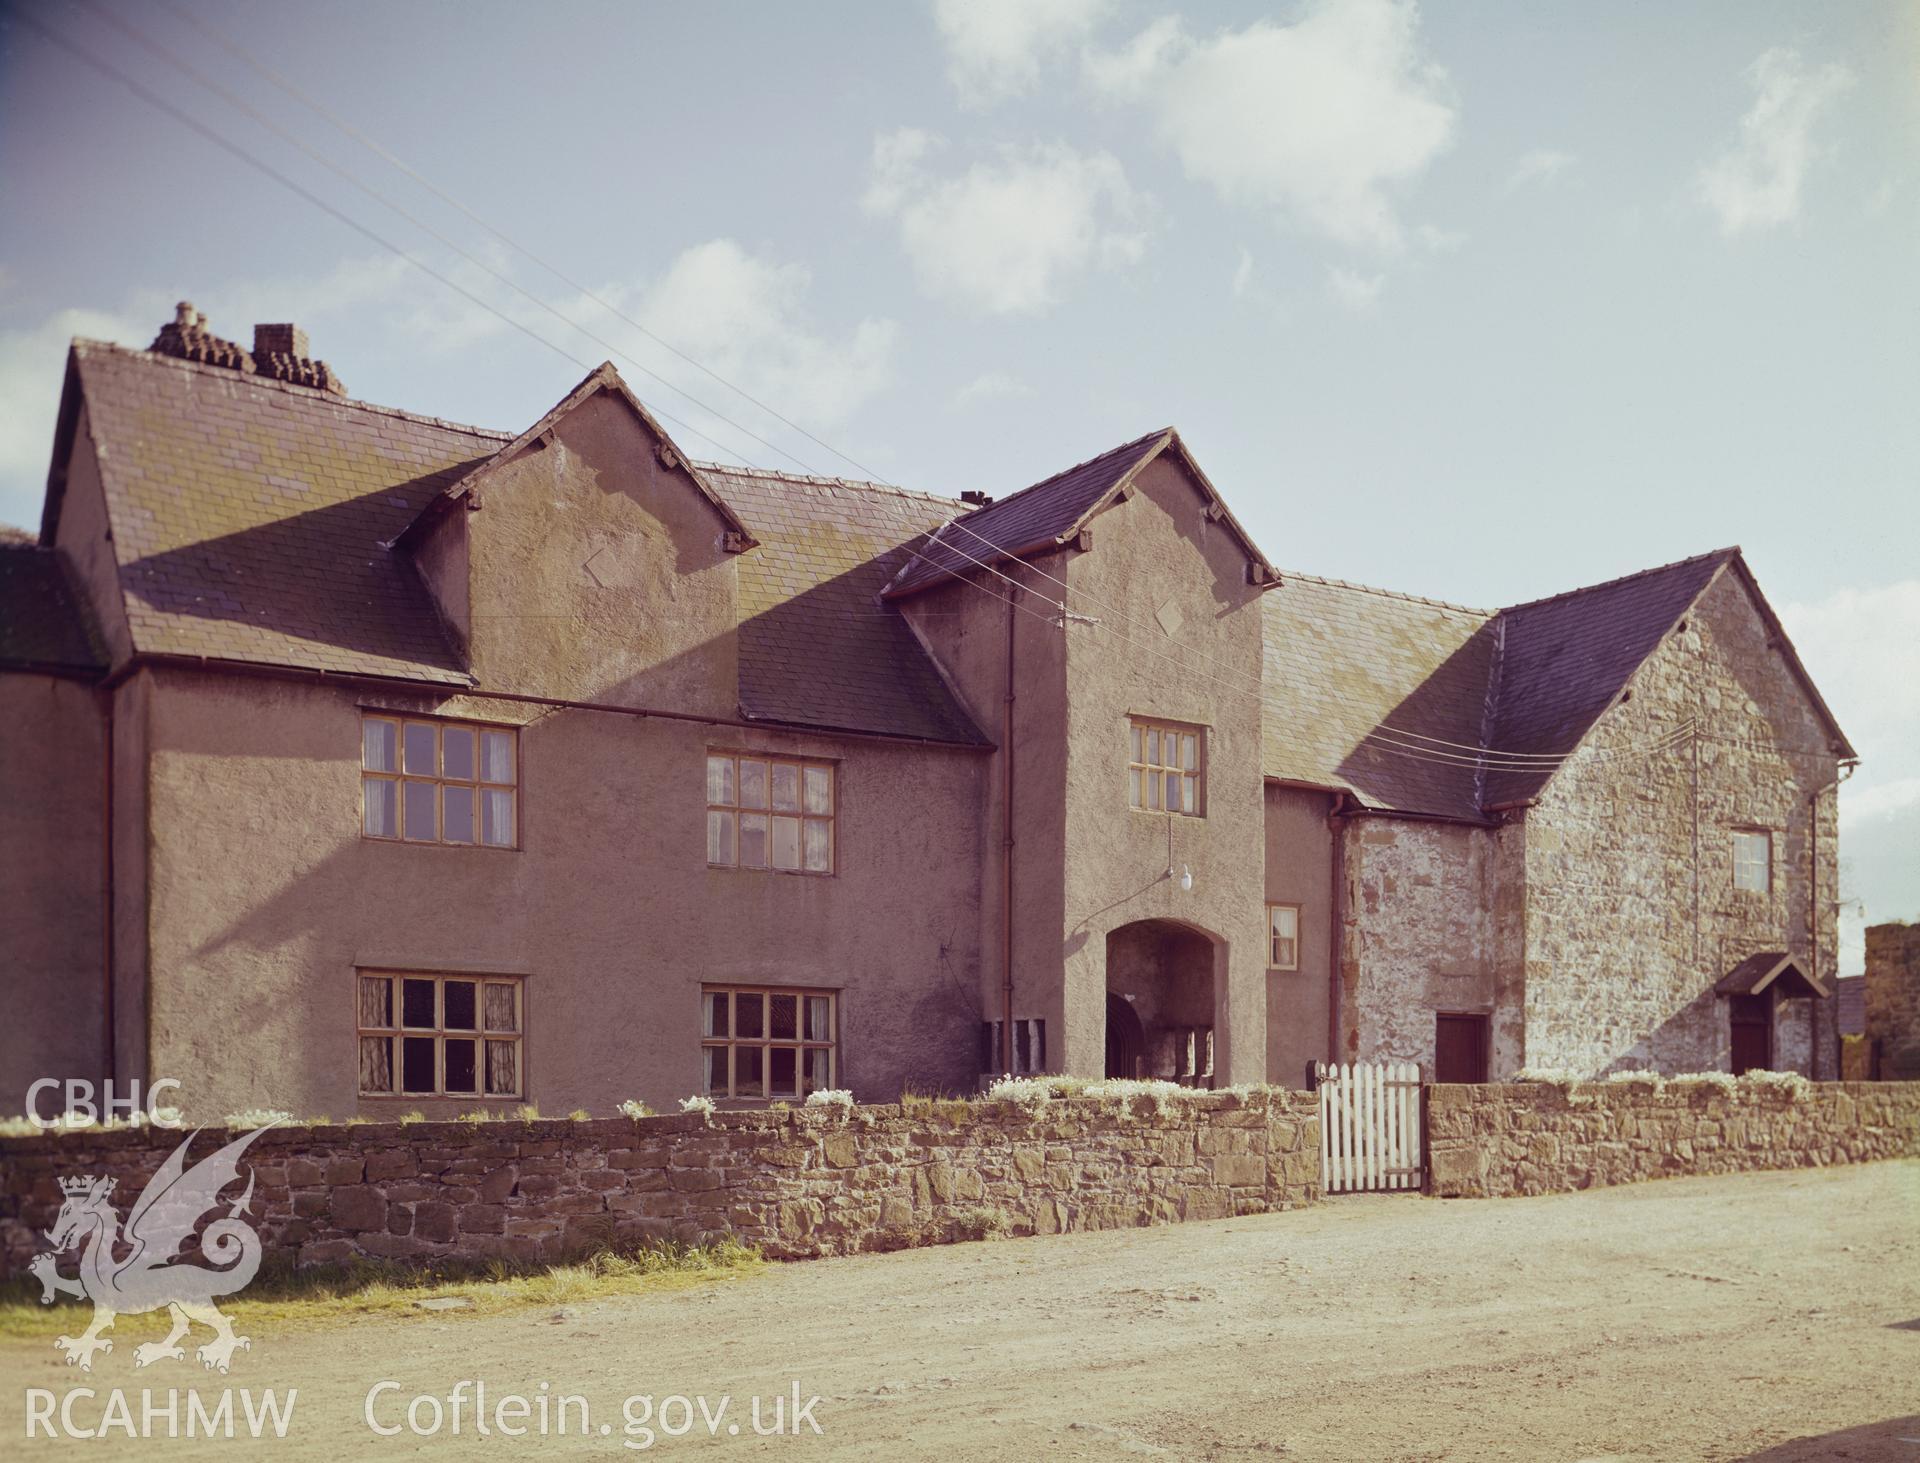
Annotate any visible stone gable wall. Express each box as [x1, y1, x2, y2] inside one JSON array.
[[1426, 1080, 1920, 1198], [0, 1090, 1320, 1278], [1865, 923, 1920, 1080], [1521, 569, 1843, 1077]]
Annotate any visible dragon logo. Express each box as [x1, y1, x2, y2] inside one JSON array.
[[30, 1125, 272, 1373]]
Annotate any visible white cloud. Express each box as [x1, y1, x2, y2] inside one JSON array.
[[1866, 180, 1894, 218], [1326, 265, 1385, 312], [1232, 246, 1255, 298], [950, 371, 1034, 410], [1506, 148, 1575, 193], [610, 240, 896, 435], [0, 304, 152, 532], [1780, 580, 1920, 970], [1698, 47, 1854, 236], [932, 0, 1111, 106], [863, 130, 1147, 315], [1084, 0, 1457, 250]]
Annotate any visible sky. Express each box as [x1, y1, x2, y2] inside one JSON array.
[[0, 0, 1914, 969]]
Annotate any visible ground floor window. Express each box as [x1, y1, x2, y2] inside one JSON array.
[[358, 972, 523, 1098], [702, 985, 836, 1100]]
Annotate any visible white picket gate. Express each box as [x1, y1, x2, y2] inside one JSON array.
[[1315, 1061, 1424, 1192]]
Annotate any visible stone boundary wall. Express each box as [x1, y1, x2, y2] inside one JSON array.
[[1427, 1080, 1920, 1199], [0, 1090, 1320, 1277]]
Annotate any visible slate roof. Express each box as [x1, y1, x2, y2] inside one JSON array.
[[1262, 575, 1495, 820], [49, 342, 983, 743], [699, 465, 987, 745], [1258, 548, 1846, 821], [1477, 549, 1739, 808], [0, 537, 106, 673], [1714, 951, 1828, 999], [59, 341, 499, 685], [884, 429, 1173, 597]]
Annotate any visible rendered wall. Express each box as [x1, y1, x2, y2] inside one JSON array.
[[0, 1089, 1321, 1275], [0, 674, 105, 1101], [1263, 784, 1334, 1087], [134, 666, 988, 1120], [1057, 454, 1271, 1083], [1427, 1078, 1920, 1198]]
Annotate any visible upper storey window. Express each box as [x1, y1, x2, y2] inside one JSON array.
[[362, 715, 517, 847], [1732, 828, 1771, 893], [707, 754, 835, 874], [1129, 718, 1203, 815]]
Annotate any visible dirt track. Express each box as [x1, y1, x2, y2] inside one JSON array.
[[4, 1161, 1917, 1460]]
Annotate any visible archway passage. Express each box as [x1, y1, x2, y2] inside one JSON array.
[[1105, 918, 1220, 1086], [1106, 993, 1145, 1079]]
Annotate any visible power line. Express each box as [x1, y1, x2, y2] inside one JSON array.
[[8, 6, 757, 468], [78, 0, 815, 475], [155, 0, 889, 485]]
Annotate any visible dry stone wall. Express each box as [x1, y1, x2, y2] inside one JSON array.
[[0, 1090, 1320, 1277], [1426, 1079, 1920, 1198]]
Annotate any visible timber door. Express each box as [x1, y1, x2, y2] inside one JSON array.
[[1730, 994, 1773, 1074], [1434, 1012, 1490, 1084]]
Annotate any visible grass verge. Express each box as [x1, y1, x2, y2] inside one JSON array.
[[0, 1239, 762, 1343]]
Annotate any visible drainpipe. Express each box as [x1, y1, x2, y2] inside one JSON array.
[[1326, 791, 1349, 1074], [98, 685, 115, 1085], [1808, 761, 1857, 1078], [1000, 580, 1018, 1074]]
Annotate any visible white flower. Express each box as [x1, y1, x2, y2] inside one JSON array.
[[223, 1108, 293, 1130], [804, 1089, 854, 1108], [618, 1099, 655, 1120], [679, 1095, 716, 1116]]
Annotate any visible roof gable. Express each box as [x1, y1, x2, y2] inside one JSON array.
[[403, 363, 757, 552], [883, 427, 1275, 599]]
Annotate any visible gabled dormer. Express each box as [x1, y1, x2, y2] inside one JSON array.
[[398, 364, 757, 715]]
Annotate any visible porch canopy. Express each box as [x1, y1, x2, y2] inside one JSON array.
[[1714, 951, 1829, 1000]]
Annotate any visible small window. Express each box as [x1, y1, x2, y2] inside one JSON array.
[[1267, 904, 1300, 971], [358, 972, 523, 1099], [1732, 829, 1771, 893], [982, 1018, 1047, 1075], [1128, 718, 1203, 815], [702, 985, 836, 1100], [362, 715, 516, 848], [706, 753, 834, 874]]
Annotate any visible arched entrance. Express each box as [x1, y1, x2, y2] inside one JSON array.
[[1105, 918, 1220, 1086], [1105, 993, 1145, 1079]]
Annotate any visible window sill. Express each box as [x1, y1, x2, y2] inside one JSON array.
[[362, 836, 521, 852], [706, 863, 836, 878]]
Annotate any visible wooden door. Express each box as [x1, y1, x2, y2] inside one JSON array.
[[1730, 994, 1772, 1074], [1434, 1012, 1490, 1084], [1105, 994, 1145, 1079]]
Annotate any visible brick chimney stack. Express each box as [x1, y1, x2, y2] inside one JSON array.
[[251, 321, 348, 397], [253, 323, 310, 360]]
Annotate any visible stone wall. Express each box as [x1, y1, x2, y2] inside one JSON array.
[[1520, 568, 1843, 1078], [1865, 922, 1920, 1079], [1427, 1079, 1920, 1198], [0, 1090, 1320, 1278]]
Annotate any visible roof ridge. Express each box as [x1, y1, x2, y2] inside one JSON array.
[[693, 461, 957, 505], [72, 338, 514, 442], [1496, 546, 1740, 615], [947, 425, 1171, 525], [1273, 567, 1489, 617]]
